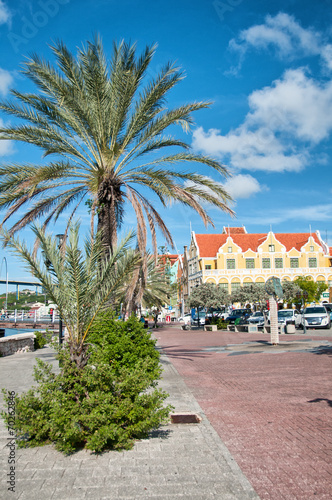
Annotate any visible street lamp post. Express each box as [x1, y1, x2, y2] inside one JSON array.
[[1, 257, 8, 311], [56, 234, 65, 345], [296, 290, 308, 334], [43, 234, 65, 345]]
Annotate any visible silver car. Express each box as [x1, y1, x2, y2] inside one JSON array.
[[295, 306, 331, 329], [277, 309, 301, 325]]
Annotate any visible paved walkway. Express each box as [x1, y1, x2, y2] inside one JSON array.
[[0, 340, 258, 499], [154, 326, 332, 500]]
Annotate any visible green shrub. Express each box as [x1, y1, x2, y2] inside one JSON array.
[[34, 330, 51, 350], [217, 319, 229, 330], [1, 316, 173, 454], [88, 312, 160, 382]]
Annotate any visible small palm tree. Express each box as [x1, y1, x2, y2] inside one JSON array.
[[0, 36, 233, 257], [1, 224, 140, 368]]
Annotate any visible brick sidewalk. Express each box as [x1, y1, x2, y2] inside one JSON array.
[[155, 326, 332, 500]]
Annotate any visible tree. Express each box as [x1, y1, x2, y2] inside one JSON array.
[[294, 276, 328, 303], [122, 251, 171, 316], [281, 280, 301, 305], [231, 283, 268, 310], [188, 282, 230, 311], [1, 223, 140, 368], [0, 37, 233, 257]]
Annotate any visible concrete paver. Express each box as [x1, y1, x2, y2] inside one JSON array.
[[155, 326, 332, 500], [0, 342, 258, 499]]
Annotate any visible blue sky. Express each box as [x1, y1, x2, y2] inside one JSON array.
[[0, 0, 331, 288]]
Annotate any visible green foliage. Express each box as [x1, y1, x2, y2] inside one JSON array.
[[1, 222, 140, 368], [0, 37, 233, 257], [188, 283, 230, 310], [217, 319, 229, 330], [1, 341, 172, 454], [0, 292, 50, 309], [294, 276, 328, 303], [281, 280, 301, 305], [231, 283, 268, 308], [88, 312, 160, 382], [33, 331, 51, 350]]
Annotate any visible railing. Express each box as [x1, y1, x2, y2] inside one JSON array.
[[0, 309, 60, 323], [203, 268, 331, 277]]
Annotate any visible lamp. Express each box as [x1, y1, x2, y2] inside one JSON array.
[[1, 257, 8, 311], [296, 290, 308, 334]]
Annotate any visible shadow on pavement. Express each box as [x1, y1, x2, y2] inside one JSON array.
[[308, 398, 332, 407]]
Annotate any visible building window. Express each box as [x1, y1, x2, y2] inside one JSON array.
[[227, 259, 236, 269], [205, 265, 212, 270], [262, 258, 271, 269], [308, 258, 317, 268], [231, 282, 241, 292], [310, 246, 314, 252], [275, 258, 283, 269], [219, 283, 228, 290], [269, 244, 275, 252], [290, 258, 299, 268], [228, 246, 232, 253], [246, 258, 255, 269]]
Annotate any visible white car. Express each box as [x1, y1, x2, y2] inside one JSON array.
[[180, 314, 192, 325], [295, 306, 331, 329], [277, 309, 301, 326]]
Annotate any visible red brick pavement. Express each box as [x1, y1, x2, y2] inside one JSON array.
[[154, 326, 332, 500]]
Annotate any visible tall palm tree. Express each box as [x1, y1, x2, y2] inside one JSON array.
[[1, 223, 140, 368], [0, 37, 233, 255]]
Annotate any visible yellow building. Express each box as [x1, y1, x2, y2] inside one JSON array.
[[187, 227, 332, 295]]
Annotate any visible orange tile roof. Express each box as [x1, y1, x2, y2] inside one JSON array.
[[222, 226, 247, 234], [195, 232, 323, 257], [158, 254, 179, 266]]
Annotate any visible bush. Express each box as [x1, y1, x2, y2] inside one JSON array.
[[34, 330, 51, 350], [88, 312, 160, 383], [1, 316, 172, 454], [217, 319, 229, 330]]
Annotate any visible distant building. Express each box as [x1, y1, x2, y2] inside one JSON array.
[[186, 227, 332, 296]]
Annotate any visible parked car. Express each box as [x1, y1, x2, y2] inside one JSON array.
[[225, 308, 251, 324], [248, 311, 265, 326], [322, 303, 332, 321], [295, 306, 331, 329], [277, 309, 301, 325], [191, 313, 206, 326], [179, 314, 192, 325]]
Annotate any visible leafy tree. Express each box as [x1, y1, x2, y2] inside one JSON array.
[[1, 223, 140, 368], [231, 283, 268, 310], [188, 282, 230, 311], [0, 37, 233, 257], [281, 280, 301, 305], [294, 276, 328, 303]]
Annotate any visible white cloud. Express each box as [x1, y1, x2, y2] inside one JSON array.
[[0, 1, 11, 25], [229, 13, 330, 72], [224, 174, 266, 199], [240, 204, 332, 226], [192, 68, 332, 172], [0, 68, 13, 96]]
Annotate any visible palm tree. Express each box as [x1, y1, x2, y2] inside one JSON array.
[[0, 36, 233, 256], [122, 251, 172, 316], [1, 223, 140, 368]]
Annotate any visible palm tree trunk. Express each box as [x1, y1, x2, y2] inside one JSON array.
[[96, 176, 123, 256], [97, 198, 117, 256]]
